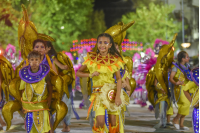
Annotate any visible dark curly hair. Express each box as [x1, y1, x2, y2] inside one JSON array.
[[96, 33, 122, 59]]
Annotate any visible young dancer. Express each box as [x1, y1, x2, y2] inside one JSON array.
[[77, 33, 128, 133], [170, 51, 198, 130], [19, 50, 52, 133]]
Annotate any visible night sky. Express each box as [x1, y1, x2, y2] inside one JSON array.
[[93, 0, 134, 28]]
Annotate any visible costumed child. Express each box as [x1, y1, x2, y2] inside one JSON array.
[[170, 51, 198, 130], [23, 39, 58, 73], [19, 50, 52, 133], [26, 39, 69, 133], [77, 33, 128, 133]]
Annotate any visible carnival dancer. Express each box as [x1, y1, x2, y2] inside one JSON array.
[[77, 33, 129, 133], [146, 34, 177, 129], [19, 50, 52, 133], [169, 51, 198, 130], [45, 41, 79, 132]]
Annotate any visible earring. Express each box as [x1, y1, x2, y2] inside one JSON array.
[[97, 49, 99, 53]]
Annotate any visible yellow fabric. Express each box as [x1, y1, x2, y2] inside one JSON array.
[[20, 78, 49, 112], [172, 66, 198, 116], [82, 52, 125, 87], [167, 104, 173, 115], [29, 110, 51, 133], [177, 88, 190, 116], [182, 81, 198, 93], [95, 104, 124, 133]]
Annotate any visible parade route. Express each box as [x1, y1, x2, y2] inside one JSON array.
[[0, 101, 194, 133]]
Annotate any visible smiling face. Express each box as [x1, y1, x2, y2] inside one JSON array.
[[33, 42, 46, 56], [28, 56, 41, 72], [97, 36, 112, 55]]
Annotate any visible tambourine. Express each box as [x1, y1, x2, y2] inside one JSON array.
[[107, 89, 116, 103]]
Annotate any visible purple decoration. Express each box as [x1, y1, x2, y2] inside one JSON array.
[[191, 67, 199, 86], [192, 108, 199, 133], [172, 62, 193, 81], [19, 64, 50, 84], [105, 109, 109, 130], [26, 112, 33, 133], [79, 101, 84, 109], [148, 105, 154, 111], [0, 100, 5, 110]]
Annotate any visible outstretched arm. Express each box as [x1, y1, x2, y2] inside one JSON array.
[[46, 74, 52, 107], [76, 65, 100, 78], [76, 65, 90, 78]]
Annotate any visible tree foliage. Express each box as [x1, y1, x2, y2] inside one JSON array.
[[0, 0, 107, 52], [122, 2, 181, 57], [0, 0, 21, 50]]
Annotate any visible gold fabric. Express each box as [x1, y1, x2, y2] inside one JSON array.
[[20, 78, 49, 112], [33, 111, 44, 132], [146, 34, 177, 107], [30, 110, 51, 133], [18, 4, 54, 59], [0, 56, 14, 101]]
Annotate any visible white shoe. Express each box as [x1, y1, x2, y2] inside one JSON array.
[[3, 126, 7, 131], [173, 123, 180, 130], [180, 126, 189, 130]]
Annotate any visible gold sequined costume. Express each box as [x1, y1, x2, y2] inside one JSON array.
[[146, 33, 177, 107], [2, 4, 75, 131]]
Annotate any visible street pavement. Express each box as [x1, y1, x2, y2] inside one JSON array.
[[0, 101, 194, 133]]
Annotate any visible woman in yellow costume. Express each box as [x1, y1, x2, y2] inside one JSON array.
[[77, 33, 128, 133], [169, 51, 198, 130], [19, 50, 52, 133]]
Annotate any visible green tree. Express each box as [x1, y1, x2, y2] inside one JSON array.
[[78, 10, 107, 39], [122, 3, 181, 57], [3, 0, 98, 51], [0, 0, 21, 50]]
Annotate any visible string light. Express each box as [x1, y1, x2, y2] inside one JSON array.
[[70, 38, 143, 52]]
